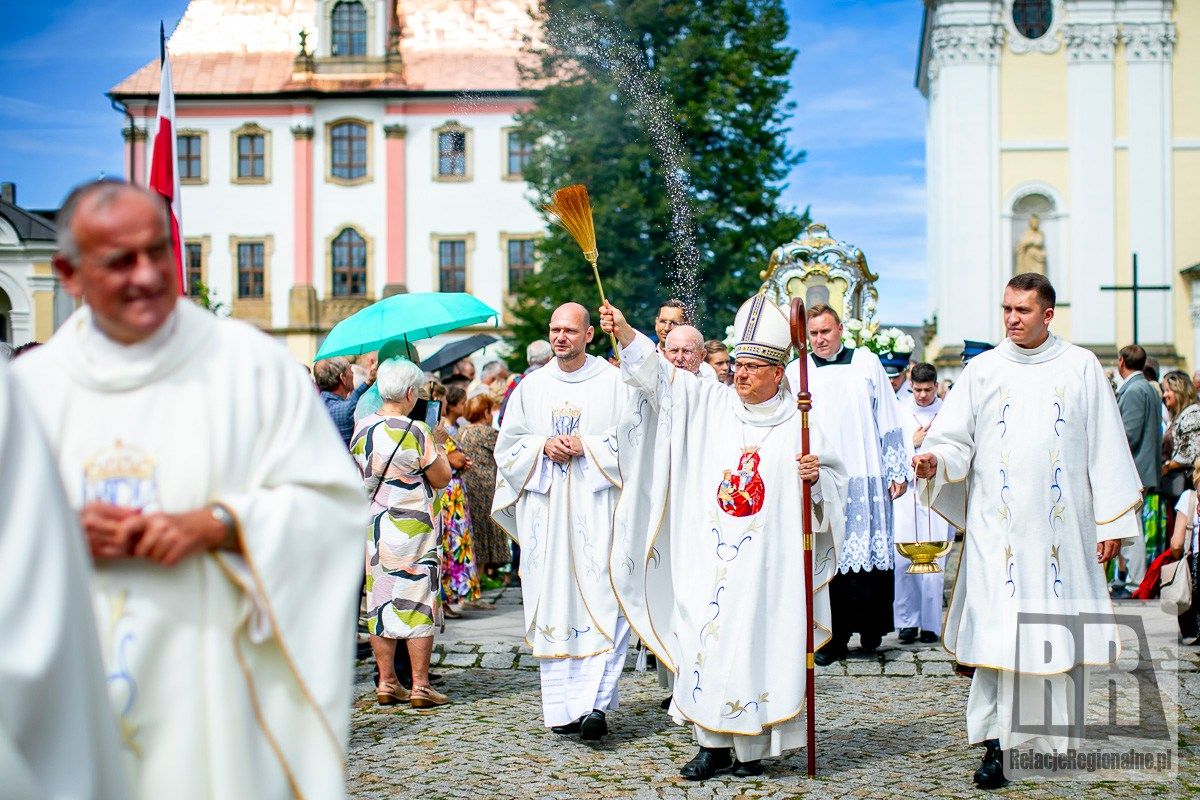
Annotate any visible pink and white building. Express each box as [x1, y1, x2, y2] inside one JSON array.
[[111, 0, 543, 360]]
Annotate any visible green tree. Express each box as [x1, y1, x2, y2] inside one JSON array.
[[508, 0, 808, 353]]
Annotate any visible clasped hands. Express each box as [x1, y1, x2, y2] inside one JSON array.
[[81, 502, 231, 567], [544, 434, 584, 464]]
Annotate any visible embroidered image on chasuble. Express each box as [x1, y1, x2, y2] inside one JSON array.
[[920, 336, 1142, 675], [611, 325, 847, 744], [491, 355, 630, 660]]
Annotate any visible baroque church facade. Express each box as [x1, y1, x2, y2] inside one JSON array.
[[918, 0, 1199, 368], [110, 0, 541, 361]]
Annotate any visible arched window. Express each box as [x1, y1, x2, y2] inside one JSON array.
[[330, 121, 368, 180], [332, 228, 368, 297], [331, 1, 367, 56], [1012, 0, 1053, 40]]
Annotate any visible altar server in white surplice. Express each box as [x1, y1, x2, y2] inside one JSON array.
[[492, 302, 632, 740], [602, 295, 845, 782], [0, 359, 131, 800], [914, 274, 1141, 790], [892, 362, 954, 645], [12, 181, 365, 799], [786, 305, 911, 664]]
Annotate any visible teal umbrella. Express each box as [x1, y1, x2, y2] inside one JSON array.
[[313, 292, 499, 362]]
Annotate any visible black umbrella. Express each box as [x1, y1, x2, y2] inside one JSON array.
[[420, 333, 499, 374]]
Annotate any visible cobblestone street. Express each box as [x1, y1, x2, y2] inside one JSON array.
[[349, 588, 1199, 799]]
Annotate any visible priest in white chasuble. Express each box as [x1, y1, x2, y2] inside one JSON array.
[[12, 181, 365, 799], [786, 305, 911, 664], [602, 295, 846, 782], [0, 360, 130, 800], [892, 362, 955, 645], [492, 302, 632, 740], [915, 273, 1142, 790]]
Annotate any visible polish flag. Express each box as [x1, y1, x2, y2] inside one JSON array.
[[147, 23, 184, 294]]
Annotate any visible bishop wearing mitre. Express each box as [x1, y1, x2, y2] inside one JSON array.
[[601, 295, 845, 782]]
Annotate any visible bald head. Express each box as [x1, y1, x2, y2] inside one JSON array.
[[551, 302, 591, 329], [665, 324, 705, 374], [548, 302, 594, 371]]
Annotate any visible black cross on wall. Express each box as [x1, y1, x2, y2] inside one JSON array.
[[1099, 254, 1171, 345]]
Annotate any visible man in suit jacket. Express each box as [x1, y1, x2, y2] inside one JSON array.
[[1114, 343, 1163, 597]]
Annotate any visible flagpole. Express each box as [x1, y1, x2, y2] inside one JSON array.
[[148, 22, 184, 294]]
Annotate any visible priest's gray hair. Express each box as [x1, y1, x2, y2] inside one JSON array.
[[56, 179, 170, 264], [377, 357, 426, 403], [527, 339, 552, 368]]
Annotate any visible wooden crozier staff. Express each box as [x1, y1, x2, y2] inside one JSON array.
[[789, 296, 817, 778], [544, 184, 620, 360]]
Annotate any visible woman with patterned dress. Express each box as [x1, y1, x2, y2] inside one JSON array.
[[1162, 372, 1200, 532], [351, 357, 451, 709], [439, 385, 483, 609], [458, 394, 510, 578]]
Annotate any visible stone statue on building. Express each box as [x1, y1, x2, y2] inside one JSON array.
[[1014, 214, 1047, 274]]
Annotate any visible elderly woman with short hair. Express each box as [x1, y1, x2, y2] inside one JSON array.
[[351, 357, 451, 708]]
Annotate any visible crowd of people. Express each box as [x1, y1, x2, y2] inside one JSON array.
[[0, 177, 1185, 797]]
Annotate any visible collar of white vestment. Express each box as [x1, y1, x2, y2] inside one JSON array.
[[996, 333, 1068, 365], [734, 387, 797, 428], [543, 353, 611, 384], [906, 394, 942, 419], [58, 298, 209, 392]]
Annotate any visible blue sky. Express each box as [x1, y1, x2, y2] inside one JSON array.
[[0, 0, 927, 324]]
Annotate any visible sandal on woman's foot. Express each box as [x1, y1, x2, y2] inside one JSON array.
[[376, 683, 410, 706], [443, 606, 463, 619], [410, 686, 449, 708]]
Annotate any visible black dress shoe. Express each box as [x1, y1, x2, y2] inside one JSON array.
[[731, 760, 763, 777], [680, 747, 732, 781], [579, 710, 608, 740], [918, 630, 939, 644], [973, 739, 1006, 789], [550, 718, 582, 735], [859, 633, 882, 651], [660, 695, 672, 710], [814, 643, 847, 666], [897, 627, 918, 643]]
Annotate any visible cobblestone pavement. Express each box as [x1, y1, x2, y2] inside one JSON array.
[[348, 588, 1200, 799]]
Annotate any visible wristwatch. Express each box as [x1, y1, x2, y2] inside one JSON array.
[[208, 502, 237, 548]]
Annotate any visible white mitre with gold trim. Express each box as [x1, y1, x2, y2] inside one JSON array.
[[731, 294, 791, 365]]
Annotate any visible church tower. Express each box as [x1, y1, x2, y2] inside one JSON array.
[[917, 0, 1199, 368]]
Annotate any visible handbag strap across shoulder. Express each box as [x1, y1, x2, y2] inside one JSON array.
[[370, 417, 416, 503]]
